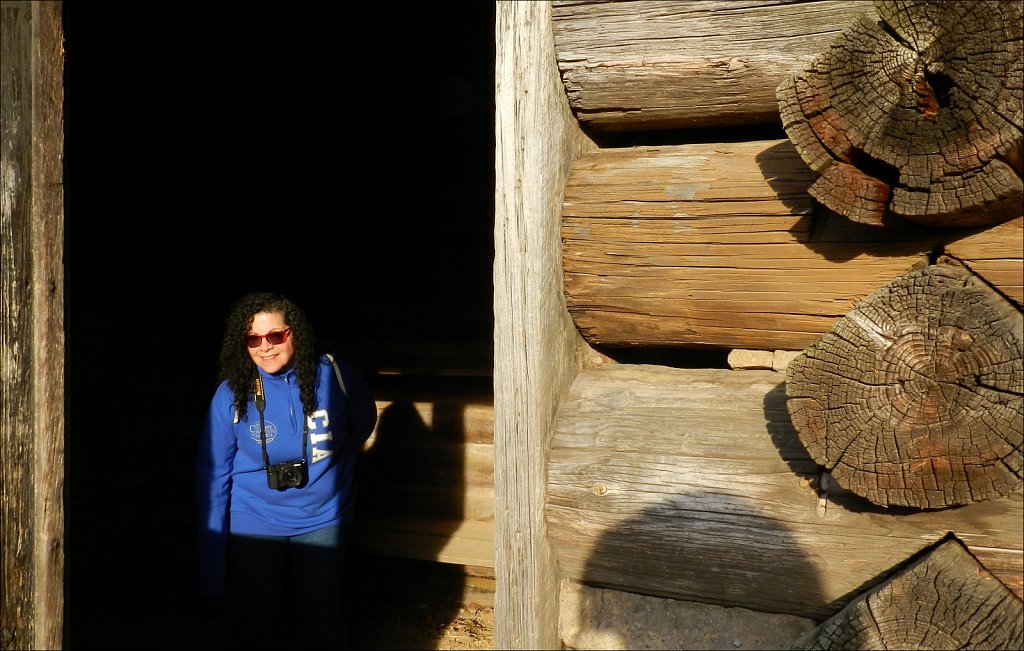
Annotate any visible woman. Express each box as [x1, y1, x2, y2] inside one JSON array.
[[196, 291, 377, 649]]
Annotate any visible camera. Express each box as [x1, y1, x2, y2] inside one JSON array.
[[266, 460, 308, 490]]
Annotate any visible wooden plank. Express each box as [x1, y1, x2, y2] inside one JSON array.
[[350, 517, 495, 569], [552, 0, 878, 132], [368, 399, 494, 446], [361, 441, 493, 488], [495, 2, 597, 647], [547, 365, 1024, 619], [0, 2, 65, 649], [357, 434, 494, 519], [562, 140, 1024, 350], [357, 483, 495, 522]]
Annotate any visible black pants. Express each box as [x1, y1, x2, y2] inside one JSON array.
[[227, 524, 349, 650]]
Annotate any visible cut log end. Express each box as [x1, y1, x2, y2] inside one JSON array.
[[790, 537, 1024, 650], [785, 262, 1024, 509], [776, 0, 1024, 229]]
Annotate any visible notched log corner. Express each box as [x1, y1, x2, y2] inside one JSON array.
[[777, 0, 1024, 229], [785, 261, 1023, 509], [788, 537, 1024, 650]]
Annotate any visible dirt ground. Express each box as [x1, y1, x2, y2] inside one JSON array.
[[350, 599, 495, 650], [346, 552, 495, 650], [64, 539, 492, 651], [343, 553, 815, 651]]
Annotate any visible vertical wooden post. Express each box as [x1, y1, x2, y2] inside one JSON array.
[[1, 1, 65, 649], [494, 1, 596, 647]]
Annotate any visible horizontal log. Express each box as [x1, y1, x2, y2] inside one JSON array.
[[552, 0, 878, 132], [562, 139, 1024, 350], [968, 547, 1024, 600], [547, 365, 1023, 618]]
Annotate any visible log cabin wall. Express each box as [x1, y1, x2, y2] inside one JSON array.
[[536, 0, 1023, 648]]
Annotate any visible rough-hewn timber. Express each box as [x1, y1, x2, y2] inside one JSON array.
[[547, 365, 1023, 619], [786, 262, 1023, 509]]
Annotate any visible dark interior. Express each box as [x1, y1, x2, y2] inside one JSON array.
[[62, 3, 495, 648]]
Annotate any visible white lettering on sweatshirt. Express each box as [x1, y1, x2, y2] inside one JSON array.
[[308, 409, 334, 463]]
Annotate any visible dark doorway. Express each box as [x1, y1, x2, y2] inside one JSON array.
[[62, 3, 494, 648]]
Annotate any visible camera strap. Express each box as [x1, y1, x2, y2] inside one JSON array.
[[254, 374, 308, 469]]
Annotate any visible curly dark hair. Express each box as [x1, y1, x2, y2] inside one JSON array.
[[218, 291, 320, 421]]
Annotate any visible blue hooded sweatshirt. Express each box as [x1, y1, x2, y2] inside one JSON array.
[[195, 354, 377, 599]]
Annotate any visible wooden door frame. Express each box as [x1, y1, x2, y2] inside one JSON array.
[[1, 1, 65, 649], [494, 2, 597, 647]]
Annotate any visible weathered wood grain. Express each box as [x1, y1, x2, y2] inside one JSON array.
[[551, 0, 878, 132], [495, 2, 595, 647], [547, 365, 1023, 618], [561, 140, 1024, 351], [0, 3, 65, 650], [790, 537, 1023, 650], [777, 0, 1024, 228], [945, 218, 1024, 305], [786, 262, 1023, 509], [968, 546, 1024, 600]]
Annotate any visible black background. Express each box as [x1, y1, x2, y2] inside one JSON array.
[[62, 3, 495, 648]]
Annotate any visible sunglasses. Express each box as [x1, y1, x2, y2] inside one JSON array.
[[245, 328, 292, 348]]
